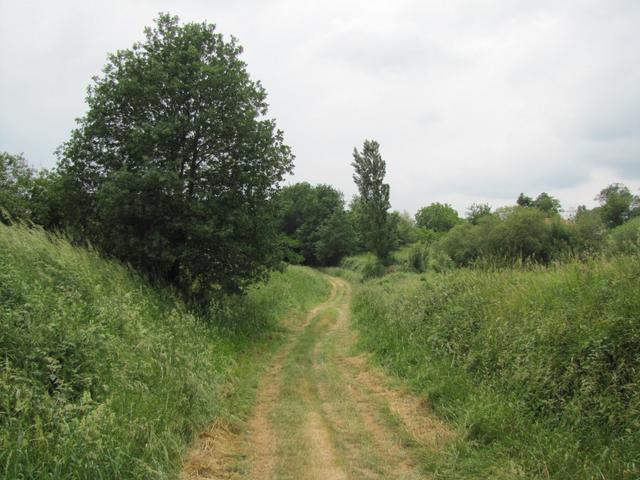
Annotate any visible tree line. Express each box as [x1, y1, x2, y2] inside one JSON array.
[[2, 13, 639, 309]]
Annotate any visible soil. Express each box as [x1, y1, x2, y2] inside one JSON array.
[[180, 275, 453, 479]]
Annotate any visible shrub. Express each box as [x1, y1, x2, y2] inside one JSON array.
[[406, 243, 427, 272], [607, 217, 640, 255], [361, 257, 386, 280]]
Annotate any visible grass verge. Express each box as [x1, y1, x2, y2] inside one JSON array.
[[347, 256, 640, 479], [0, 223, 329, 479]]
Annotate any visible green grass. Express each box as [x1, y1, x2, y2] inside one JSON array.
[[347, 257, 640, 479], [0, 223, 329, 479]]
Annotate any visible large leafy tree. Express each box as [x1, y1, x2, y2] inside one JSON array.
[[314, 210, 357, 266], [532, 192, 561, 215], [415, 202, 461, 232], [351, 140, 394, 261], [58, 14, 293, 304], [596, 183, 637, 228], [277, 182, 355, 265], [391, 211, 419, 245]]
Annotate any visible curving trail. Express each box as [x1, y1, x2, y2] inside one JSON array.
[[181, 275, 452, 480]]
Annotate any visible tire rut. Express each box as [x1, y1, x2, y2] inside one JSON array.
[[181, 274, 452, 479]]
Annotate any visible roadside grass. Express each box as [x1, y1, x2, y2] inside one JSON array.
[[346, 256, 640, 479], [0, 223, 328, 479]]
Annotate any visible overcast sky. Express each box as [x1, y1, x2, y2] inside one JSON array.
[[1, 0, 639, 216]]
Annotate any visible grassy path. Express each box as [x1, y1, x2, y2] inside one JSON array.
[[181, 275, 452, 479]]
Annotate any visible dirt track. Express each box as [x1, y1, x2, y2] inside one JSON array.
[[181, 275, 452, 479]]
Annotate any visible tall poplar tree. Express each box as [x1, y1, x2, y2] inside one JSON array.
[[351, 139, 394, 261]]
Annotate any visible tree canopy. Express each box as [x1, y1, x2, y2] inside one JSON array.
[[596, 183, 637, 228], [466, 203, 492, 225], [57, 14, 293, 305], [276, 182, 355, 266], [532, 192, 561, 215], [517, 192, 561, 215], [351, 140, 394, 261], [0, 152, 33, 223], [415, 202, 461, 232]]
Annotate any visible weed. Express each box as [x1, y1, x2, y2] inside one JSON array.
[[349, 257, 640, 478], [0, 223, 329, 478]]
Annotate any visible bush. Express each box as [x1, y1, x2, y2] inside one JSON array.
[[361, 257, 386, 280], [573, 207, 607, 255], [440, 208, 579, 267], [439, 222, 479, 266], [406, 243, 427, 272], [607, 217, 640, 255]]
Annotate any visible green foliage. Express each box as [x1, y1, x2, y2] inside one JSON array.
[[0, 223, 328, 478], [0, 152, 34, 222], [339, 252, 385, 280], [27, 169, 66, 230], [426, 245, 455, 272], [496, 207, 553, 261], [56, 14, 293, 305], [596, 183, 637, 228], [516, 192, 533, 207], [277, 182, 355, 266], [351, 140, 394, 261], [439, 207, 585, 267], [415, 202, 461, 232], [465, 202, 491, 225], [607, 217, 640, 255], [572, 206, 607, 254], [390, 210, 420, 246], [516, 192, 562, 215], [392, 241, 453, 273], [405, 242, 427, 272], [360, 257, 386, 280], [351, 258, 640, 478], [439, 222, 480, 266], [0, 153, 64, 229], [532, 191, 562, 214], [314, 210, 357, 266]]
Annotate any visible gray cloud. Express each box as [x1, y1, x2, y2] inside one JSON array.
[[1, 0, 639, 215]]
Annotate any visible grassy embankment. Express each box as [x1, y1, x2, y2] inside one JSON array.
[[0, 224, 329, 479], [342, 256, 639, 479]]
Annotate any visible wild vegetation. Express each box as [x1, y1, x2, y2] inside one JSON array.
[[0, 224, 329, 478], [6, 14, 294, 310], [346, 256, 640, 478], [276, 182, 356, 266], [2, 10, 640, 480]]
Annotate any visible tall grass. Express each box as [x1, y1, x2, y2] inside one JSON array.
[[350, 257, 640, 478], [0, 223, 329, 479]]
